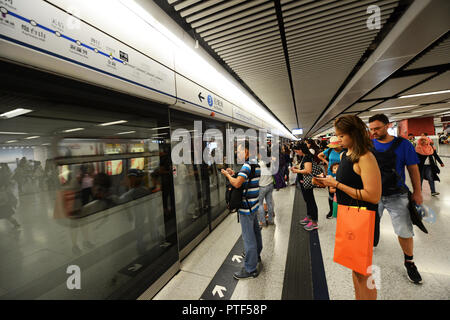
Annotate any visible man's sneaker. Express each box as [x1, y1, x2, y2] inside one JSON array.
[[326, 212, 333, 219], [233, 267, 258, 280], [431, 192, 440, 196], [404, 261, 423, 284], [304, 221, 318, 231], [299, 217, 311, 225]]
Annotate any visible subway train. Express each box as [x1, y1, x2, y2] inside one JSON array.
[[0, 0, 293, 299]]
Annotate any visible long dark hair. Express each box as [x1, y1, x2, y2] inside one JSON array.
[[306, 138, 320, 162], [294, 142, 312, 156], [334, 115, 372, 163]]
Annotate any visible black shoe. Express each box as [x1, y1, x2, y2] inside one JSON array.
[[404, 261, 423, 284], [326, 212, 333, 219], [233, 267, 258, 280]]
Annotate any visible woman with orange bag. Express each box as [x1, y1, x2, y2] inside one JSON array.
[[315, 115, 381, 300]]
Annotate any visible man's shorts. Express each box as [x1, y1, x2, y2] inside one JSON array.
[[378, 193, 414, 238]]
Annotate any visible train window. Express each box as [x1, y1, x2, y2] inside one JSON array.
[[0, 61, 177, 300]]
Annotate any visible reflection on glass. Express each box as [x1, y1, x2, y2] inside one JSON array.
[[0, 83, 175, 299]]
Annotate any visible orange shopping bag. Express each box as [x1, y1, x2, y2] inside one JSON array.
[[333, 203, 375, 276]]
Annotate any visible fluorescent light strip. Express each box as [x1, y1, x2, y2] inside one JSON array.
[[0, 131, 29, 135], [116, 131, 136, 135], [0, 108, 33, 119], [25, 136, 40, 139], [371, 105, 418, 111], [62, 128, 85, 133], [399, 89, 450, 99], [6, 140, 18, 143], [412, 108, 450, 113], [148, 126, 170, 131], [98, 120, 128, 126]]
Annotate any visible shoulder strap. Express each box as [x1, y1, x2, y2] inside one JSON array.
[[387, 137, 404, 153]]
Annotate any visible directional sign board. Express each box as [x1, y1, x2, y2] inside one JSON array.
[[173, 73, 233, 121], [0, 0, 176, 105]]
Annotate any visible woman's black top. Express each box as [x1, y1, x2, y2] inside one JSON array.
[[298, 154, 313, 181], [336, 152, 378, 212], [417, 150, 443, 182]]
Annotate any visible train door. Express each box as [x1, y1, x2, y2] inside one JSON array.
[[203, 120, 227, 225], [169, 111, 209, 259]]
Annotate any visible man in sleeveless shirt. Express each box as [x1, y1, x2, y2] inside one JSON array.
[[369, 114, 423, 284]]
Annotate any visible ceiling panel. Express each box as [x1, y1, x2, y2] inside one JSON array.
[[401, 71, 450, 95], [163, 0, 402, 134], [345, 101, 384, 113], [364, 73, 436, 99], [405, 36, 450, 70]]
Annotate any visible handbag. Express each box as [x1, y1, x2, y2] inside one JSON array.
[[333, 190, 375, 276]]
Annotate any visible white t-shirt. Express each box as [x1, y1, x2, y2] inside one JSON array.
[[258, 160, 273, 187]]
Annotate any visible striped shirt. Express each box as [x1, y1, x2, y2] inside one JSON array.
[[237, 161, 261, 215]]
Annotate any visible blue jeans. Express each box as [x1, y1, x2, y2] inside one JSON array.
[[258, 184, 274, 224], [240, 212, 263, 273], [422, 165, 436, 193]]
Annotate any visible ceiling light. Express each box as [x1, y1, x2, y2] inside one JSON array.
[[6, 140, 18, 143], [62, 128, 85, 133], [98, 120, 128, 126], [148, 126, 170, 131], [0, 131, 28, 135], [116, 131, 136, 135], [0, 108, 33, 119], [25, 136, 40, 139], [371, 105, 418, 111], [412, 108, 450, 113], [399, 90, 450, 99]]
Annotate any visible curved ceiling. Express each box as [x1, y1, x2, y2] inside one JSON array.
[[155, 0, 450, 137]]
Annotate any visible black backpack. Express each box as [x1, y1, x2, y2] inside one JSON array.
[[225, 164, 257, 221], [372, 137, 406, 196]]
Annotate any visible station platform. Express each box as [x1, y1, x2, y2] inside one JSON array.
[[150, 158, 450, 300]]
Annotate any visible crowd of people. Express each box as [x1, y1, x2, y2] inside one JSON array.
[[221, 113, 446, 300]]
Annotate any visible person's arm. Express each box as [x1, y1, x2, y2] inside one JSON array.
[[407, 164, 423, 204], [433, 150, 444, 167], [316, 153, 381, 204], [292, 161, 312, 175], [221, 168, 245, 188], [317, 151, 328, 166]]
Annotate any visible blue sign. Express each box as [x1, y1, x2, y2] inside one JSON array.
[[207, 95, 213, 107]]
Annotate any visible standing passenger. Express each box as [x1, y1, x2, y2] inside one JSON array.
[[369, 114, 424, 284], [316, 115, 381, 300], [221, 140, 262, 279], [292, 143, 319, 231], [258, 147, 275, 227], [416, 136, 445, 196], [318, 137, 344, 219]]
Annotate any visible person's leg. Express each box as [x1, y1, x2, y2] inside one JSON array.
[[327, 189, 333, 218], [258, 186, 267, 225], [424, 166, 436, 193], [383, 194, 422, 283], [265, 184, 274, 223], [352, 271, 377, 300], [252, 211, 263, 260], [373, 208, 380, 247], [304, 188, 318, 223], [239, 213, 258, 273]]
